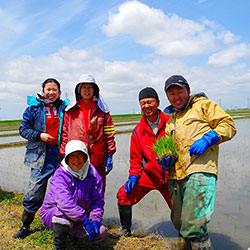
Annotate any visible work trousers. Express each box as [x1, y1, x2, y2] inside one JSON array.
[[117, 174, 171, 209], [23, 145, 60, 212], [168, 173, 216, 239]]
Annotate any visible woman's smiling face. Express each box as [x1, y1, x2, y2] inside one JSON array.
[[67, 151, 86, 171], [43, 81, 60, 102]]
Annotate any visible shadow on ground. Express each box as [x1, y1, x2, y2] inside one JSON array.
[[0, 189, 15, 202]]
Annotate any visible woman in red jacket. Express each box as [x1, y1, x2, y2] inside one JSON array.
[[60, 75, 116, 192]]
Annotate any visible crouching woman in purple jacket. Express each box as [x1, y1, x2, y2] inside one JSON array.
[[40, 140, 107, 249]]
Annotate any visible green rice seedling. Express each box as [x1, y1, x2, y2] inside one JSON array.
[[152, 135, 178, 160]]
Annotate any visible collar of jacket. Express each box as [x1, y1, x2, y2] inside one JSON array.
[[27, 96, 42, 106], [164, 92, 208, 115], [65, 98, 98, 112], [27, 96, 70, 109]]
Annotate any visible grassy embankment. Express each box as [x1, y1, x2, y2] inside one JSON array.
[[0, 114, 143, 148], [0, 114, 143, 132], [225, 108, 250, 114], [1, 109, 250, 148], [0, 189, 174, 250], [1, 108, 249, 130]]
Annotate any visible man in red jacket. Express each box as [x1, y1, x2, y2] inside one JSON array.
[[114, 87, 172, 238]]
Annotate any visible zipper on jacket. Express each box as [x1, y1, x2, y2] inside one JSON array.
[[156, 120, 166, 185]]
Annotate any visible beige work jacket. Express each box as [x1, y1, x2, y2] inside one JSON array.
[[165, 95, 236, 180]]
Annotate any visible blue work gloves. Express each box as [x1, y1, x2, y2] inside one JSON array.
[[83, 217, 100, 242], [105, 155, 113, 175], [189, 130, 219, 156], [125, 175, 139, 194], [156, 155, 178, 172], [92, 221, 100, 239]]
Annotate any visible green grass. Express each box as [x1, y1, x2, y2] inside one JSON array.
[[1, 110, 250, 128], [0, 189, 24, 205], [226, 109, 250, 114], [111, 114, 142, 123], [111, 113, 142, 119], [0, 187, 174, 250], [0, 115, 142, 128], [0, 126, 20, 132], [152, 136, 178, 159], [28, 221, 53, 248], [0, 120, 21, 126]]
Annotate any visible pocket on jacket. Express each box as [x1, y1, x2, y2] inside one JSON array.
[[97, 117, 104, 126], [89, 117, 104, 138], [25, 143, 41, 162]]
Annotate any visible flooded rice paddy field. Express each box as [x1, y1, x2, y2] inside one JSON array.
[[0, 136, 25, 144], [0, 118, 249, 250]]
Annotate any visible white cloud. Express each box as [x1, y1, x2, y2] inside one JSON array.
[[102, 1, 236, 57], [208, 43, 250, 66], [1, 47, 188, 115], [1, 1, 250, 119], [2, 46, 250, 119], [218, 30, 240, 44]]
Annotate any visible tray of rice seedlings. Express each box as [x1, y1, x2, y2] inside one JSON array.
[[152, 135, 178, 161]]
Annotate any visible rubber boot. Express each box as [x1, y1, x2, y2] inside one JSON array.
[[177, 233, 192, 250], [13, 210, 35, 239], [190, 234, 214, 250], [53, 223, 70, 250], [110, 204, 132, 239]]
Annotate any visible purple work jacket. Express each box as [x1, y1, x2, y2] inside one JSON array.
[[40, 163, 104, 230]]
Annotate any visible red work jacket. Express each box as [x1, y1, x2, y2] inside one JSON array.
[[60, 103, 116, 168], [129, 110, 171, 188]]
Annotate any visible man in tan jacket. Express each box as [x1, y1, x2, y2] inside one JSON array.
[[159, 75, 236, 250]]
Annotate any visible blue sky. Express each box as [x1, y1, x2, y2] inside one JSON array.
[[0, 0, 250, 119]]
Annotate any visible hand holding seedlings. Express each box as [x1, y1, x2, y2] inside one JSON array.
[[153, 135, 178, 171], [156, 155, 178, 172]]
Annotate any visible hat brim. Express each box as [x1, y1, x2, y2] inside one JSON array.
[[165, 83, 188, 91]]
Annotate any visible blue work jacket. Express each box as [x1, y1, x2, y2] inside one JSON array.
[[19, 96, 69, 170]]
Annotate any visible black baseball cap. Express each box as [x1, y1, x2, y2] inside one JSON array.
[[164, 75, 189, 92]]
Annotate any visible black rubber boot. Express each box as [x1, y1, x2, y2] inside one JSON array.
[[177, 233, 192, 250], [53, 223, 70, 250], [13, 210, 35, 239], [111, 204, 132, 239], [190, 234, 214, 250]]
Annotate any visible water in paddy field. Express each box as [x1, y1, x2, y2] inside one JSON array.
[[0, 119, 249, 249]]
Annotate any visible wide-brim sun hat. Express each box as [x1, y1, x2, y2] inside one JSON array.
[[75, 74, 100, 100]]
